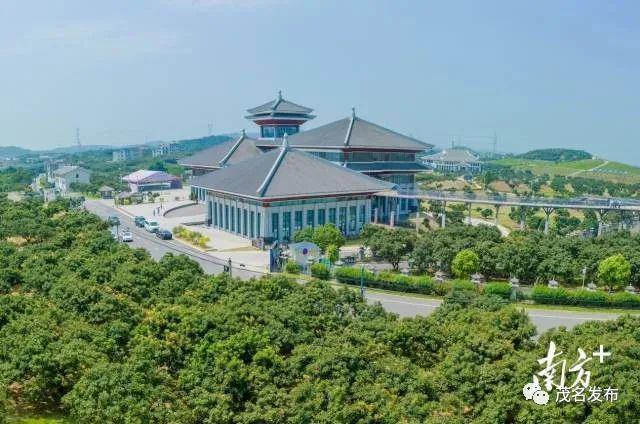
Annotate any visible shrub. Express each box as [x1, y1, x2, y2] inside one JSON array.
[[531, 285, 640, 308], [285, 261, 301, 274], [451, 279, 475, 292], [310, 263, 330, 280], [484, 282, 512, 299]]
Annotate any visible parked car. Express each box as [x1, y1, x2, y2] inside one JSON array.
[[121, 229, 133, 242], [107, 215, 120, 226], [156, 229, 173, 240], [144, 220, 160, 233], [134, 216, 146, 227]]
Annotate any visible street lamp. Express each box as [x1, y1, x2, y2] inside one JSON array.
[[360, 264, 365, 299]]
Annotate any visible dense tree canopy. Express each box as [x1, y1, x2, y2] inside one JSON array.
[[1, 197, 639, 423]]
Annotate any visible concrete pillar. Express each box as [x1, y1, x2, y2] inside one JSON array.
[[467, 203, 472, 225], [543, 207, 554, 235], [441, 201, 447, 228], [390, 210, 395, 227], [596, 209, 608, 237], [374, 207, 378, 223]]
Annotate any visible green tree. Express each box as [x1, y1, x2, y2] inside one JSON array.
[[326, 244, 340, 263], [311, 224, 345, 252], [451, 249, 480, 278], [598, 254, 631, 291], [366, 228, 415, 270]]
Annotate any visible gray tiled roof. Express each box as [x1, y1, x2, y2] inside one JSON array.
[[423, 148, 480, 163], [53, 165, 88, 176], [286, 116, 432, 151], [246, 94, 313, 116], [346, 161, 429, 173], [191, 147, 393, 199], [178, 134, 262, 169]]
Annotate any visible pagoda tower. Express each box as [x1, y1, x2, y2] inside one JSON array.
[[245, 90, 315, 139]]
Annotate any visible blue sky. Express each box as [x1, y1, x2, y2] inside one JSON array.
[[1, 0, 639, 163]]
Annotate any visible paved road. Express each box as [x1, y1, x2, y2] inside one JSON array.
[[366, 291, 627, 333], [85, 201, 263, 280], [85, 200, 628, 332]]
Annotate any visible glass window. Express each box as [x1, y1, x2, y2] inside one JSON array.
[[224, 205, 229, 230], [212, 202, 217, 226], [359, 204, 366, 224], [237, 208, 241, 234], [339, 207, 347, 233], [257, 212, 261, 237], [294, 211, 303, 232], [250, 211, 255, 238], [231, 206, 235, 232], [317, 209, 326, 226], [218, 204, 223, 228], [306, 210, 315, 228], [243, 210, 248, 236], [349, 206, 357, 232], [282, 212, 291, 241], [262, 126, 275, 138], [329, 208, 337, 224], [271, 213, 279, 240]]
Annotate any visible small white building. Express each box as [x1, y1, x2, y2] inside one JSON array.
[[52, 165, 91, 192], [112, 147, 143, 162], [422, 148, 483, 173], [152, 142, 183, 158]]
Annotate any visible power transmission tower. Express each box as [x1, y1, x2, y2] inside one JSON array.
[[76, 128, 82, 150]]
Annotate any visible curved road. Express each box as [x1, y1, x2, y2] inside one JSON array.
[[85, 200, 631, 332]]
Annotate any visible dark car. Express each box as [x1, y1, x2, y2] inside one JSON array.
[[156, 229, 173, 240], [134, 216, 146, 227], [107, 215, 120, 226]]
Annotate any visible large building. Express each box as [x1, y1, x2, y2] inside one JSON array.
[[422, 148, 483, 174], [186, 93, 432, 243]]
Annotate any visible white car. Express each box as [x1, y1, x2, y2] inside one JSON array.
[[121, 230, 133, 242], [144, 220, 159, 233]]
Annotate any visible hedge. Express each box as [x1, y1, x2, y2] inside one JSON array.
[[334, 267, 447, 296], [484, 282, 512, 299], [310, 263, 330, 280], [284, 261, 301, 274], [531, 286, 640, 308]]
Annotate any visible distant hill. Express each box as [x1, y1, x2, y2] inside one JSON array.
[[517, 148, 592, 162], [0, 146, 32, 158]]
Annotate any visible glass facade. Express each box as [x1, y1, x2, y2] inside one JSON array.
[[261, 126, 299, 138], [360, 204, 366, 224], [231, 206, 235, 232], [237, 208, 241, 234], [306, 210, 315, 228], [307, 151, 343, 162], [257, 212, 261, 237], [271, 213, 279, 240], [282, 212, 291, 240], [317, 209, 326, 226], [349, 206, 357, 232], [224, 205, 229, 230], [346, 151, 415, 162], [212, 202, 217, 226], [329, 208, 337, 224], [294, 211, 303, 232], [250, 211, 255, 238], [243, 210, 248, 236], [339, 207, 347, 233]]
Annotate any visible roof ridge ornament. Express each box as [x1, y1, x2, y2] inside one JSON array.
[[282, 133, 289, 151], [257, 136, 289, 196], [219, 129, 246, 167], [344, 106, 356, 146]]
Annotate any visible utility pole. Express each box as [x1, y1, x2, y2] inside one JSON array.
[[360, 264, 365, 298], [492, 131, 498, 155]]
